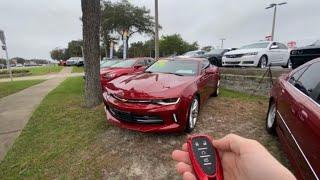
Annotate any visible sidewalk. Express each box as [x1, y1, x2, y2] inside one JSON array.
[[0, 72, 83, 82], [0, 67, 73, 161]]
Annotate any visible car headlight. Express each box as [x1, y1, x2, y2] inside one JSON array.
[[243, 52, 258, 56], [152, 98, 180, 105], [104, 73, 116, 79]]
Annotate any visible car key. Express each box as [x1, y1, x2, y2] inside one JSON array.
[[187, 135, 223, 180]]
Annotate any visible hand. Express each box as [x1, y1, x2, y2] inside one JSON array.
[[172, 134, 296, 180]]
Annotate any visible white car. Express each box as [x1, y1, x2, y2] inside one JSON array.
[[66, 57, 83, 66], [222, 41, 291, 68]]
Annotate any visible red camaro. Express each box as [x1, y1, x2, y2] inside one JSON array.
[[266, 58, 320, 179], [100, 57, 155, 89], [102, 58, 220, 133]]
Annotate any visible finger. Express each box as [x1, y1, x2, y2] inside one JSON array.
[[176, 162, 194, 175], [172, 150, 191, 164], [183, 171, 197, 180], [212, 134, 245, 154], [182, 143, 188, 151]]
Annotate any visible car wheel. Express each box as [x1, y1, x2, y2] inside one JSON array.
[[185, 96, 199, 133], [266, 100, 277, 135], [282, 59, 292, 69], [212, 80, 220, 97], [258, 56, 268, 69]]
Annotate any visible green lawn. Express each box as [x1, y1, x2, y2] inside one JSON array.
[[0, 77, 108, 179], [0, 80, 45, 98], [27, 66, 63, 75], [72, 66, 84, 73], [220, 88, 268, 101], [0, 66, 62, 77]]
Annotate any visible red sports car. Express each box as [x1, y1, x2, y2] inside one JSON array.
[[100, 57, 155, 89], [102, 58, 220, 133], [266, 58, 320, 179]]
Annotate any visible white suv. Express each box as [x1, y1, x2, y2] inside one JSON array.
[[222, 41, 291, 68]]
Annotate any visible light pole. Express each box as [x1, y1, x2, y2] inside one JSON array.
[[220, 38, 226, 49], [154, 0, 159, 60], [0, 30, 13, 81], [123, 30, 128, 60], [266, 2, 287, 41]]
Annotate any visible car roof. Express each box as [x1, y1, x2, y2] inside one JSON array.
[[160, 57, 208, 62]]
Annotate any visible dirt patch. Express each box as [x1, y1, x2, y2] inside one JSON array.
[[95, 96, 290, 180]]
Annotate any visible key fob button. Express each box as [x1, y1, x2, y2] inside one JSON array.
[[191, 137, 216, 175]]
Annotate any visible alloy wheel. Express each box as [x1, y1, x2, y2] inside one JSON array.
[[189, 98, 199, 129], [267, 103, 276, 129], [260, 56, 267, 68]]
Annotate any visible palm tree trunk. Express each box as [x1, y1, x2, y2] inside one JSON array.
[[81, 0, 102, 107]]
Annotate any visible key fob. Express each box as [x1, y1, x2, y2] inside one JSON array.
[[187, 135, 223, 180]]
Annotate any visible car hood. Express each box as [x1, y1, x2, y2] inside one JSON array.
[[225, 48, 263, 55], [106, 73, 196, 99], [100, 67, 132, 75]]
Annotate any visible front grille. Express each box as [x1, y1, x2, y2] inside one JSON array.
[[108, 107, 163, 124], [225, 54, 243, 58], [300, 49, 320, 55], [225, 61, 240, 65], [242, 61, 254, 64]]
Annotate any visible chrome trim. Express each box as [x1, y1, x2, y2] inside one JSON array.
[[111, 94, 180, 105], [173, 113, 178, 123], [155, 98, 180, 105], [277, 111, 319, 180]]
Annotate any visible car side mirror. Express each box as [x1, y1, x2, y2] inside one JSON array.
[[270, 45, 279, 49]]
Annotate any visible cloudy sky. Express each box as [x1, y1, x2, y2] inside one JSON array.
[[0, 0, 319, 60]]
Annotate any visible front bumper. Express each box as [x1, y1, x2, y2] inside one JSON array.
[[222, 56, 259, 67], [102, 92, 187, 133]]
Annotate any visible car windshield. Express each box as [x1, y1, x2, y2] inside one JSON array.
[[146, 59, 198, 76], [311, 40, 320, 46], [207, 49, 225, 54], [183, 51, 198, 56], [100, 60, 120, 68], [111, 59, 136, 68], [240, 42, 270, 49]]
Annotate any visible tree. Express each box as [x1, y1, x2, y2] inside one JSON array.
[[67, 40, 83, 57], [50, 48, 68, 60], [81, 0, 102, 108], [101, 0, 156, 55], [159, 34, 198, 56]]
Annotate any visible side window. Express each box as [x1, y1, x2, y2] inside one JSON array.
[[278, 43, 288, 49], [294, 62, 320, 99], [136, 60, 145, 66], [289, 66, 308, 84], [145, 59, 154, 65]]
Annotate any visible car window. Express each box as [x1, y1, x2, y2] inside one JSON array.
[[278, 43, 288, 49], [146, 59, 198, 76], [136, 60, 146, 66], [145, 59, 154, 65], [294, 62, 320, 101], [289, 66, 308, 84]]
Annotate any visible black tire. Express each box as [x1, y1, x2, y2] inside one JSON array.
[[266, 100, 277, 135], [185, 96, 200, 133], [258, 56, 268, 69], [282, 59, 292, 69]]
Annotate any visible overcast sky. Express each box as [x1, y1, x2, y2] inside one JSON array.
[[0, 0, 319, 60]]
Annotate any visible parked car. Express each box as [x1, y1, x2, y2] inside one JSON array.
[[16, 63, 23, 67], [266, 58, 320, 180], [200, 49, 230, 67], [290, 40, 320, 69], [102, 57, 220, 133], [100, 57, 155, 89], [178, 50, 207, 58], [100, 59, 121, 69], [66, 57, 83, 66], [222, 41, 290, 68]]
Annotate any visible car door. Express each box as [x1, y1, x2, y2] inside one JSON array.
[[290, 62, 320, 179], [269, 42, 282, 65], [276, 65, 313, 179], [198, 61, 211, 103], [278, 43, 290, 65]]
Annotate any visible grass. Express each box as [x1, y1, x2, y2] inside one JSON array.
[[220, 88, 268, 101], [28, 66, 63, 75], [72, 66, 84, 73], [0, 79, 276, 179], [0, 66, 62, 77], [0, 80, 45, 98], [0, 77, 108, 179]]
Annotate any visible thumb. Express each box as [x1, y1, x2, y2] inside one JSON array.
[[212, 134, 245, 154], [183, 171, 197, 180]]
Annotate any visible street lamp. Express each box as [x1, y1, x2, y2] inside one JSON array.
[[0, 30, 13, 81], [220, 38, 226, 49], [266, 2, 287, 41], [154, 0, 159, 60]]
